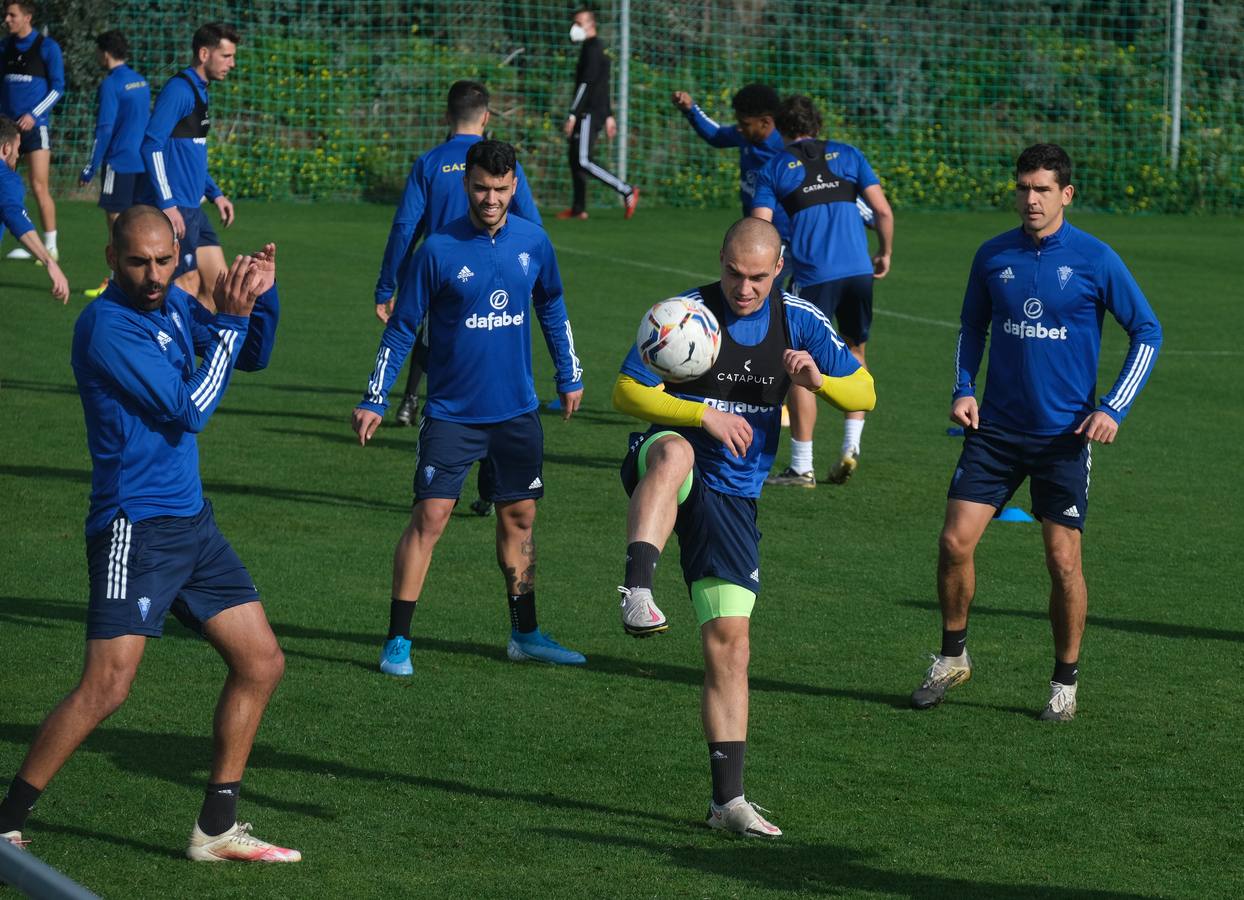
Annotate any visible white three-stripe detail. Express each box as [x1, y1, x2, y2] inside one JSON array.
[[103, 166, 115, 195], [106, 518, 132, 600], [564, 321, 583, 382], [368, 347, 391, 404], [1105, 343, 1155, 411], [191, 329, 236, 410], [152, 150, 173, 201], [577, 114, 631, 193], [32, 89, 59, 118]]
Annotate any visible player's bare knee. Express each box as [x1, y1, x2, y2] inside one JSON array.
[[76, 670, 135, 715], [938, 528, 976, 565], [646, 437, 694, 480], [412, 501, 453, 539], [497, 499, 536, 532], [1043, 544, 1082, 582]]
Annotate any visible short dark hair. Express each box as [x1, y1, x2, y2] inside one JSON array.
[[6, 2, 36, 17], [573, 7, 596, 23], [465, 139, 516, 178], [192, 23, 240, 54], [0, 116, 20, 148], [1016, 143, 1073, 188], [447, 81, 489, 125], [111, 205, 175, 251], [775, 95, 822, 139], [732, 84, 779, 120], [95, 30, 129, 60]]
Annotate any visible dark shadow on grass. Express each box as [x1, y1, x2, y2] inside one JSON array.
[[213, 405, 344, 424], [240, 381, 362, 397], [263, 625, 907, 708], [542, 451, 623, 470], [34, 821, 177, 858], [0, 378, 78, 396], [0, 722, 685, 831], [535, 826, 1158, 899], [261, 425, 416, 449], [0, 464, 406, 514], [536, 405, 632, 426], [901, 598, 1244, 644]]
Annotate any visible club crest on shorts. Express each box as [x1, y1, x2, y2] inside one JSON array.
[[423, 465, 436, 484], [518, 252, 530, 275], [137, 597, 152, 621]]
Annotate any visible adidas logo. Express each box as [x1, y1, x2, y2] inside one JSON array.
[[749, 568, 759, 582], [709, 750, 728, 760], [528, 476, 543, 490], [156, 331, 173, 351], [456, 265, 475, 283], [999, 266, 1015, 282], [1062, 505, 1080, 518]]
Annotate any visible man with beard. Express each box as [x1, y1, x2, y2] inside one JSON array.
[[0, 206, 298, 862], [354, 140, 587, 675]]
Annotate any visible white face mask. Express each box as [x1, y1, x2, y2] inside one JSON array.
[[569, 23, 587, 43]]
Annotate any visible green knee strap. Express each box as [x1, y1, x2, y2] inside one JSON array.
[[691, 577, 756, 626], [636, 430, 694, 505]]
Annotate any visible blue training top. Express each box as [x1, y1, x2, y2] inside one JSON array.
[[83, 63, 150, 179], [753, 138, 879, 286], [141, 68, 220, 209], [72, 281, 280, 536], [0, 162, 34, 242], [954, 219, 1162, 435], [374, 133, 542, 304], [361, 213, 583, 423], [681, 103, 791, 244], [620, 292, 861, 498], [0, 31, 64, 126]]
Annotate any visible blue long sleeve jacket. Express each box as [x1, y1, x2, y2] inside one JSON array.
[[361, 214, 582, 423], [374, 133, 542, 304], [72, 281, 280, 536], [954, 220, 1162, 435], [141, 68, 220, 209], [84, 63, 150, 178], [0, 31, 64, 125]]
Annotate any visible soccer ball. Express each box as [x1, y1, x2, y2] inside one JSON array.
[[636, 297, 721, 382]]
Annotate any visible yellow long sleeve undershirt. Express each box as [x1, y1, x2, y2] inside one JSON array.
[[612, 367, 876, 423]]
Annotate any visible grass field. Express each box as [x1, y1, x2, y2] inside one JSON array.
[[2, 200, 1242, 899]]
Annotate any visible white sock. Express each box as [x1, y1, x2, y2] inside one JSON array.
[[843, 419, 864, 454], [790, 439, 813, 474], [43, 230, 57, 251]]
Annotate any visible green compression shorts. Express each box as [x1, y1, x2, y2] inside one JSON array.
[[636, 430, 694, 505], [691, 577, 757, 625]]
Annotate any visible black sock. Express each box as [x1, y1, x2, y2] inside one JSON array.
[[387, 598, 417, 640], [624, 541, 661, 591], [0, 776, 41, 833], [508, 590, 537, 634], [197, 781, 240, 837], [941, 627, 967, 658], [708, 741, 746, 807], [1053, 660, 1079, 685]]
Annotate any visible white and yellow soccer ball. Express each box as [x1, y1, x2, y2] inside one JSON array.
[[636, 297, 722, 382]]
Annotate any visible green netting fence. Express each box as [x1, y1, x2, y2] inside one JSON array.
[[35, 0, 1244, 212]]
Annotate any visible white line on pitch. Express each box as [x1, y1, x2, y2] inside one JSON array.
[[555, 244, 960, 329]]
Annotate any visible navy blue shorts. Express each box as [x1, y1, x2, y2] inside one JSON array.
[[621, 431, 762, 594], [948, 422, 1091, 530], [18, 125, 50, 155], [414, 411, 544, 503], [793, 273, 874, 344], [85, 500, 260, 639], [173, 206, 221, 278], [98, 167, 144, 213]]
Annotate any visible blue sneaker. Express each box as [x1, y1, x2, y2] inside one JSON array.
[[379, 636, 413, 676], [506, 629, 586, 666]]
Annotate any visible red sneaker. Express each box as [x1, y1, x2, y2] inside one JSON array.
[[624, 187, 640, 220], [555, 209, 589, 220]]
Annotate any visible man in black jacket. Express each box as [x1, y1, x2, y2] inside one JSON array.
[[559, 7, 638, 220]]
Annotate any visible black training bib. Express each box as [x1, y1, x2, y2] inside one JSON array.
[[779, 140, 859, 218], [169, 72, 211, 139], [668, 281, 791, 408]]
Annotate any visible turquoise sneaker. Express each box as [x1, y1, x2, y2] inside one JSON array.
[[506, 629, 586, 665], [379, 636, 413, 676]]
